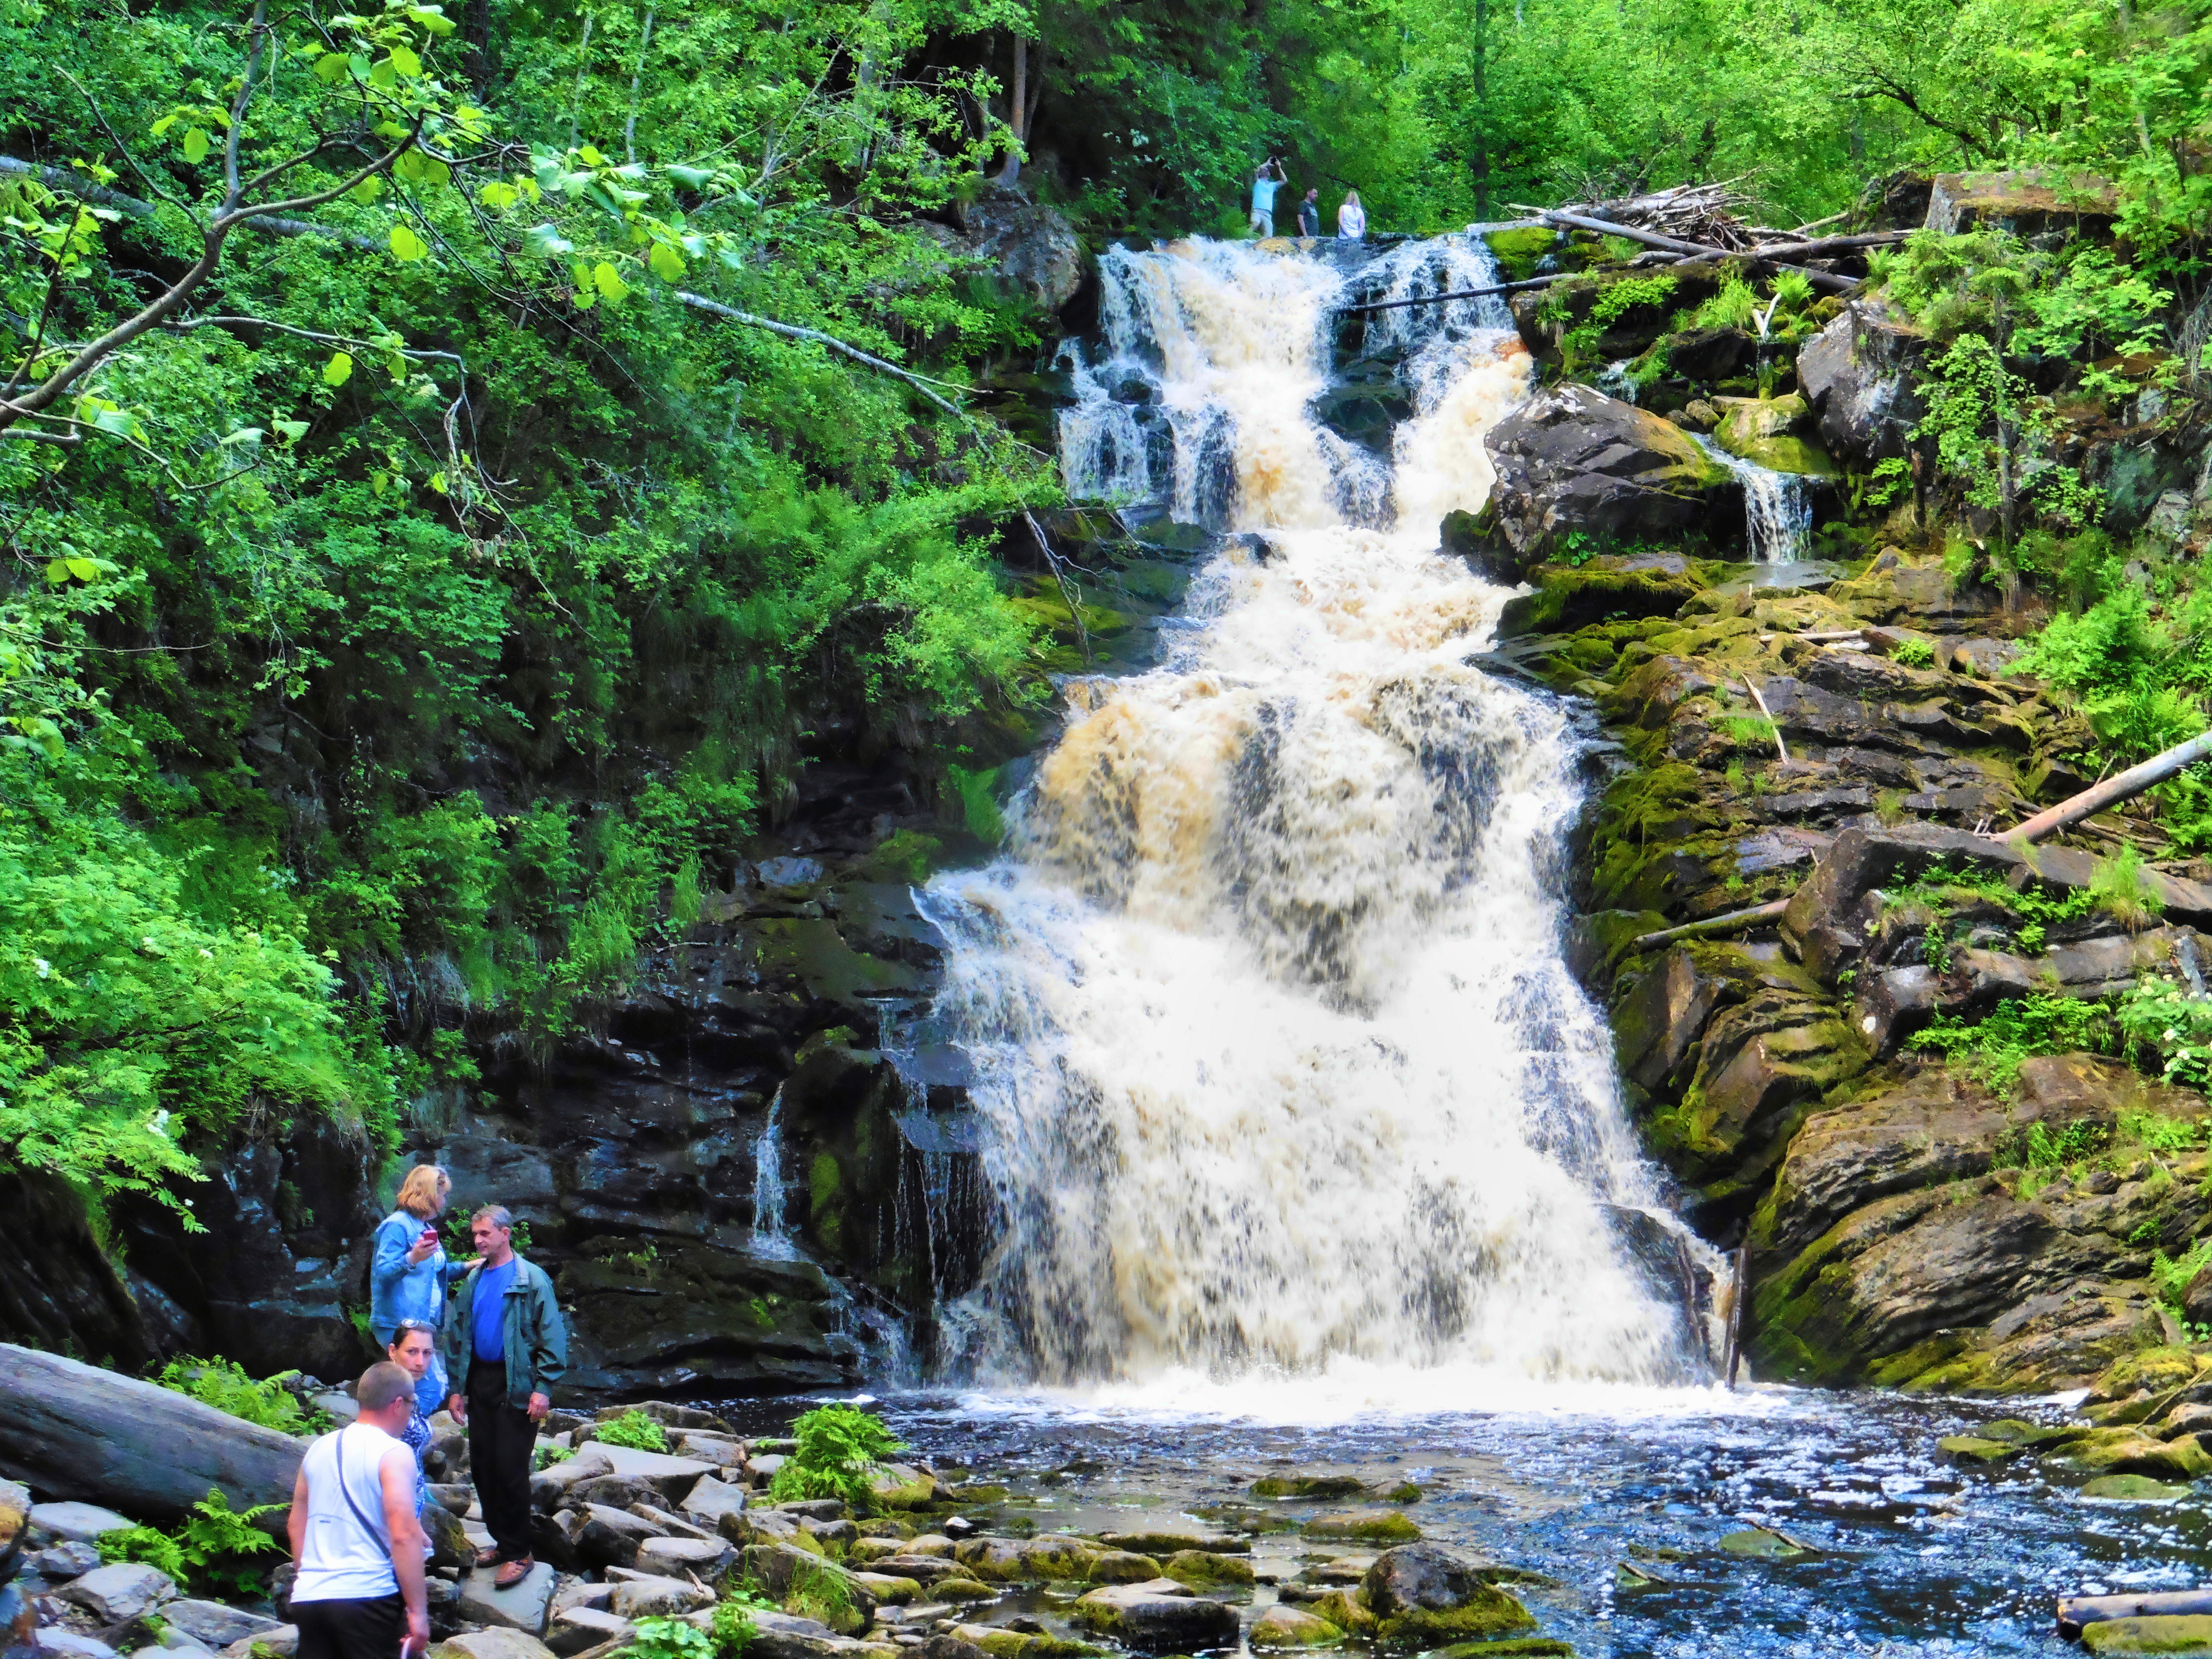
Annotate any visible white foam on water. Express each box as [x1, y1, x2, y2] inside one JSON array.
[[919, 236, 1721, 1397]]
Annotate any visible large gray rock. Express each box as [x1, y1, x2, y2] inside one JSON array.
[[588, 1446, 713, 1504], [956, 192, 1086, 313], [160, 1605, 283, 1651], [1362, 1542, 1519, 1615], [216, 1628, 295, 1659], [545, 1607, 629, 1659], [34, 1543, 103, 1579], [0, 1349, 301, 1529], [1483, 384, 1733, 556], [455, 1562, 557, 1636], [36, 1635, 120, 1659], [633, 1536, 733, 1578], [677, 1475, 747, 1528], [28, 1503, 133, 1544], [606, 1575, 712, 1619], [57, 1564, 177, 1623], [1796, 303, 1927, 469], [1067, 1581, 1238, 1654]]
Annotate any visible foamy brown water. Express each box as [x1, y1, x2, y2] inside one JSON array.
[[918, 237, 1719, 1388]]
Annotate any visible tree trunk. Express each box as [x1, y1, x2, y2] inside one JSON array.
[[995, 34, 1028, 187], [0, 1344, 304, 1530]]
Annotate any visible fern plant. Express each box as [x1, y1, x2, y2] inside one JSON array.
[[98, 1489, 284, 1596], [767, 1404, 908, 1511], [155, 1357, 331, 1436], [595, 1410, 670, 1453]]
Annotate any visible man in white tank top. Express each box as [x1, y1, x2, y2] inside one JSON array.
[[286, 1362, 429, 1659]]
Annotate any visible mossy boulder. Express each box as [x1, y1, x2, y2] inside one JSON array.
[[2060, 1429, 2212, 1481], [1717, 1527, 1811, 1559], [2081, 1614, 2212, 1654], [947, 1625, 1107, 1659], [932, 1578, 998, 1601], [1162, 1550, 1254, 1588], [1301, 1513, 1422, 1544], [1305, 1590, 1378, 1636], [1375, 1590, 1538, 1648], [2080, 1475, 2191, 1500], [1248, 1606, 1346, 1650], [1485, 225, 1561, 281], [1431, 1644, 1576, 1659], [1084, 1550, 1166, 1584], [1938, 1435, 2023, 1466], [1067, 1583, 1239, 1653], [1252, 1473, 1366, 1500], [1484, 385, 1733, 559], [1497, 555, 1702, 639]]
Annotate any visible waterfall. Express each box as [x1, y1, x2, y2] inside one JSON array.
[[921, 236, 1719, 1390], [752, 1083, 791, 1253], [1697, 436, 1814, 564]]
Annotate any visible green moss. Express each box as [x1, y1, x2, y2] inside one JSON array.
[[1252, 1473, 1366, 1499], [1300, 1512, 1422, 1544], [1375, 1588, 1538, 1647], [1485, 226, 1560, 280], [1306, 1592, 1377, 1636], [1163, 1550, 1255, 1587]]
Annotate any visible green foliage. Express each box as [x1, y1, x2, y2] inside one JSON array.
[[1892, 639, 1936, 669], [595, 1410, 670, 1454], [98, 1489, 285, 1598], [625, 1617, 718, 1659], [2153, 1240, 2212, 1313], [1913, 993, 2112, 1095], [710, 1599, 763, 1659], [97, 1525, 187, 1583], [156, 1357, 331, 1435], [2117, 974, 2212, 1092], [767, 1404, 908, 1512], [534, 1443, 576, 1471]]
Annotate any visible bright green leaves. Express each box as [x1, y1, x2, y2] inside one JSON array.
[[44, 555, 100, 586], [592, 261, 629, 301], [389, 223, 430, 261], [323, 351, 355, 386], [150, 104, 228, 164], [647, 240, 685, 282]]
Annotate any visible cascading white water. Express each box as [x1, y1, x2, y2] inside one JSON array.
[[752, 1083, 790, 1252], [1697, 435, 1814, 564], [926, 235, 1718, 1390]]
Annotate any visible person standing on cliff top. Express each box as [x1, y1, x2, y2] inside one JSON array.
[[1297, 187, 1321, 238], [1337, 190, 1368, 240], [443, 1205, 565, 1589], [1250, 158, 1286, 237], [287, 1361, 430, 1659]]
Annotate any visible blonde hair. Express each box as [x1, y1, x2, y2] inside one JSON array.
[[395, 1164, 451, 1220]]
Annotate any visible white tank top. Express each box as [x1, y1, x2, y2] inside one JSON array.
[[293, 1422, 402, 1602]]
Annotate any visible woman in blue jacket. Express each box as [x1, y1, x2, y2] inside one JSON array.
[[370, 1165, 470, 1406]]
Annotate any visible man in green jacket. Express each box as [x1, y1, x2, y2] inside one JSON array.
[[443, 1205, 566, 1587]]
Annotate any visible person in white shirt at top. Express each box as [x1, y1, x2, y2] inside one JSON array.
[[1337, 190, 1368, 240], [1249, 158, 1286, 237], [286, 1361, 430, 1659]]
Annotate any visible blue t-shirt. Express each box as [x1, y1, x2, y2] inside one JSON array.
[[1252, 177, 1279, 214], [471, 1259, 516, 1362]]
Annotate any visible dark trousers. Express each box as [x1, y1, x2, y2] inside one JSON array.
[[295, 1593, 402, 1659], [466, 1358, 535, 1560]]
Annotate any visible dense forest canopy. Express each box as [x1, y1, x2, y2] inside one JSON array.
[[1, 0, 2209, 1216]]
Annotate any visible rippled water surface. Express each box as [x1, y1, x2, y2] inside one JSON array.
[[725, 1381, 2200, 1658]]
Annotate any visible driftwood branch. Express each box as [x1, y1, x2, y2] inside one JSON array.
[[1743, 675, 1790, 764], [2000, 729, 2212, 845]]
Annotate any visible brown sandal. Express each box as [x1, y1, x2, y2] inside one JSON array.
[[494, 1556, 534, 1589]]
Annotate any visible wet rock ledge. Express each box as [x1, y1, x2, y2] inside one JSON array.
[[1497, 545, 2212, 1394]]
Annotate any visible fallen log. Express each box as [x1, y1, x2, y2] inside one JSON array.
[[2056, 1589, 2212, 1640], [1340, 273, 1576, 314], [2000, 729, 2212, 845], [1539, 208, 1860, 293], [0, 1344, 303, 1530], [1745, 229, 1910, 261], [1628, 898, 1791, 952]]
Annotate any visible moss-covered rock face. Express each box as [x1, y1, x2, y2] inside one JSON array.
[[1552, 515, 2212, 1395], [2080, 1613, 2212, 1653], [1248, 1606, 1346, 1650]]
